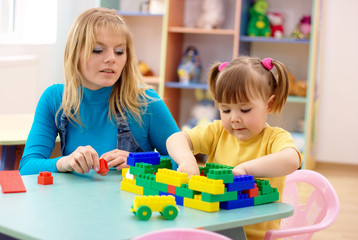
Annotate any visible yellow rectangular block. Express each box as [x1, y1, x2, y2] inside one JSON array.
[[155, 169, 189, 187], [120, 178, 143, 195], [132, 195, 177, 212], [183, 194, 219, 212], [122, 168, 129, 177], [188, 175, 225, 194]]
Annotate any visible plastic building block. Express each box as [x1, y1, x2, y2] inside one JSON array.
[[97, 158, 109, 174], [152, 157, 172, 172], [122, 168, 129, 177], [130, 195, 178, 220], [183, 194, 220, 212], [159, 192, 184, 206], [120, 178, 143, 195], [151, 181, 168, 192], [129, 162, 154, 176], [256, 179, 274, 195], [175, 183, 198, 199], [143, 188, 159, 196], [207, 169, 234, 183], [167, 184, 176, 195], [127, 152, 160, 166], [0, 170, 26, 193], [38, 171, 53, 185], [188, 175, 225, 195], [155, 169, 189, 187], [136, 174, 156, 189], [243, 183, 259, 198], [203, 163, 233, 175], [226, 175, 255, 192], [201, 189, 238, 203], [220, 193, 254, 210], [254, 188, 279, 205]]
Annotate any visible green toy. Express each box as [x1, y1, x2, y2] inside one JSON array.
[[247, 0, 271, 37]]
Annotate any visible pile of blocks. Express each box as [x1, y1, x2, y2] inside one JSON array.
[[120, 152, 279, 212]]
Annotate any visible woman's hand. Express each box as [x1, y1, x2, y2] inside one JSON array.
[[100, 149, 130, 170], [56, 146, 100, 174]]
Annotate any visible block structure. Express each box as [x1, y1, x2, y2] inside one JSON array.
[[120, 152, 279, 213], [38, 171, 53, 185]]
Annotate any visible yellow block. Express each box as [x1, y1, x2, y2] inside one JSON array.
[[120, 178, 143, 195], [184, 194, 219, 212], [122, 168, 129, 177], [155, 168, 189, 187], [132, 195, 177, 212], [188, 175, 225, 194]]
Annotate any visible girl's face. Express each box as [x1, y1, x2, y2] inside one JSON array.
[[79, 27, 127, 90], [218, 97, 272, 141]]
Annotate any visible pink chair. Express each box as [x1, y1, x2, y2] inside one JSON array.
[[264, 169, 340, 240], [133, 228, 232, 240]]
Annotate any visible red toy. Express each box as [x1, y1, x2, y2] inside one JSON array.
[[38, 171, 53, 185], [268, 12, 284, 38], [97, 158, 109, 174], [0, 170, 26, 193]]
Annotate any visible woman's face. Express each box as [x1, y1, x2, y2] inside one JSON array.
[[79, 27, 127, 90]]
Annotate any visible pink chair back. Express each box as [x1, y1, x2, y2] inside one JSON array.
[[133, 228, 232, 240], [265, 169, 340, 240]]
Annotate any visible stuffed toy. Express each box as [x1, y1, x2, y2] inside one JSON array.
[[247, 0, 271, 37], [196, 0, 224, 29], [291, 15, 311, 39], [182, 89, 219, 131], [267, 12, 284, 38], [286, 69, 307, 97], [139, 61, 154, 77], [177, 46, 202, 84]]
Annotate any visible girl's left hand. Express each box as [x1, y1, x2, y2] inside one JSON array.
[[100, 149, 130, 170]]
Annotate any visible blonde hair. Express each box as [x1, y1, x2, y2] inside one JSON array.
[[58, 7, 150, 125], [208, 56, 289, 114]]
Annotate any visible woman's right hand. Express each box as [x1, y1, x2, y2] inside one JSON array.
[[56, 146, 100, 174]]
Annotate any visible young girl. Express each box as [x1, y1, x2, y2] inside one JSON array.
[[19, 8, 179, 175], [166, 56, 301, 239]]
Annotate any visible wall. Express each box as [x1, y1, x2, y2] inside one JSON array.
[[315, 0, 358, 164]]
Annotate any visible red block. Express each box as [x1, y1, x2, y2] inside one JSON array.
[[97, 158, 109, 174], [0, 170, 26, 193], [38, 171, 53, 185], [243, 183, 259, 198], [167, 184, 176, 195]]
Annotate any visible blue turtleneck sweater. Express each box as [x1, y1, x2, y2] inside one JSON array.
[[19, 84, 179, 175]]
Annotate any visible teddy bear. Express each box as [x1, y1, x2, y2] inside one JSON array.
[[196, 0, 224, 29], [287, 69, 307, 97], [267, 12, 284, 38], [247, 0, 271, 37]]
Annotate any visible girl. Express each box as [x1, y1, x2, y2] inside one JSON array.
[[166, 56, 301, 239], [20, 8, 179, 175]]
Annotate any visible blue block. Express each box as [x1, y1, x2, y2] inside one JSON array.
[[226, 175, 255, 192], [220, 193, 254, 210], [127, 152, 161, 166]]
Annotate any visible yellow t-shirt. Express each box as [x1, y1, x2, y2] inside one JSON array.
[[185, 120, 301, 240]]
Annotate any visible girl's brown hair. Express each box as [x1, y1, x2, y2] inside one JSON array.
[[58, 7, 150, 125], [208, 56, 289, 114]]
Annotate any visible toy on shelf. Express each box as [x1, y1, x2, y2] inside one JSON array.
[[267, 12, 284, 38], [120, 152, 279, 213], [177, 46, 202, 84], [291, 15, 311, 39], [196, 0, 224, 29], [285, 69, 307, 97], [182, 89, 219, 130], [38, 171, 53, 185], [247, 0, 271, 37], [130, 195, 179, 220], [139, 61, 154, 77]]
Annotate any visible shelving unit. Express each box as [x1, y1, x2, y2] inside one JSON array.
[[159, 0, 241, 123], [159, 0, 321, 169]]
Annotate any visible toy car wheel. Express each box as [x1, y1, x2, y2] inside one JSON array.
[[136, 205, 152, 220], [162, 205, 178, 220]]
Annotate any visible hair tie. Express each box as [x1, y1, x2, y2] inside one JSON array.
[[262, 58, 273, 70], [218, 62, 229, 72]]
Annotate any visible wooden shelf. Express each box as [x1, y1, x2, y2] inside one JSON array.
[[240, 36, 310, 44], [169, 27, 236, 35]]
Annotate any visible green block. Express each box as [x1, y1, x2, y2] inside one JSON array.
[[204, 163, 233, 175], [201, 190, 238, 203], [255, 179, 273, 195], [152, 181, 168, 192], [129, 163, 154, 176], [136, 173, 156, 188], [153, 157, 172, 172], [175, 183, 198, 199], [207, 169, 234, 183], [143, 187, 160, 196], [254, 188, 279, 205]]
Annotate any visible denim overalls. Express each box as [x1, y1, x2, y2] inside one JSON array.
[[57, 110, 144, 156]]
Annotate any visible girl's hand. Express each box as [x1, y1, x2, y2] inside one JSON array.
[[232, 164, 249, 176], [177, 161, 200, 177], [100, 149, 130, 170], [56, 146, 100, 174]]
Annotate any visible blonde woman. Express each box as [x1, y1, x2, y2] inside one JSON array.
[[20, 8, 179, 175]]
